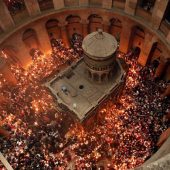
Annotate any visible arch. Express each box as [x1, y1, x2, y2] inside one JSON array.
[[66, 15, 82, 39], [110, 18, 122, 41], [88, 14, 103, 33], [147, 42, 163, 64], [130, 25, 145, 50], [108, 71, 113, 80], [93, 73, 99, 82], [46, 19, 61, 40], [37, 0, 54, 11], [22, 28, 39, 50], [101, 73, 107, 82]]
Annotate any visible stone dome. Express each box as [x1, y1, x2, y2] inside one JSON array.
[[82, 29, 118, 60]]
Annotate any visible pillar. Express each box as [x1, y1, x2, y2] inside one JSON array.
[[154, 59, 167, 78], [53, 0, 65, 10], [103, 21, 110, 33], [119, 20, 133, 53], [125, 0, 138, 16], [33, 23, 52, 54], [102, 0, 112, 9], [24, 0, 41, 16], [138, 33, 157, 66], [151, 0, 168, 30], [59, 22, 70, 48], [14, 35, 32, 67], [79, 0, 89, 6], [0, 1, 14, 31]]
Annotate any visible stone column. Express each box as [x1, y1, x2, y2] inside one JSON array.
[[33, 23, 52, 54], [154, 59, 167, 78], [119, 20, 133, 54], [14, 35, 32, 67], [53, 0, 65, 10], [0, 1, 14, 31], [79, 0, 89, 6], [103, 21, 110, 33], [151, 0, 169, 30], [102, 0, 112, 9], [138, 33, 157, 66], [59, 22, 70, 48], [24, 0, 41, 16], [125, 0, 138, 16]]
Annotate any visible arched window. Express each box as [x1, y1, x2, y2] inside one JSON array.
[[148, 42, 163, 64], [93, 73, 99, 81], [22, 29, 39, 50], [110, 18, 122, 42], [88, 14, 103, 33], [46, 19, 61, 40], [130, 26, 145, 50], [66, 15, 82, 39]]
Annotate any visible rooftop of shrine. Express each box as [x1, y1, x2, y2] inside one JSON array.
[[45, 30, 126, 122]]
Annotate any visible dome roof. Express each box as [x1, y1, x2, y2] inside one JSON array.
[[82, 29, 118, 59]]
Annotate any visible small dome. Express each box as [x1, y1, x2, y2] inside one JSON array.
[[82, 29, 118, 59]]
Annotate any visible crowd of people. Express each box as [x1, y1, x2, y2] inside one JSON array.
[[0, 35, 170, 169]]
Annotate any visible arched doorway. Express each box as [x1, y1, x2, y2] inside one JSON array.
[[46, 19, 61, 40], [22, 28, 40, 50], [110, 18, 122, 42], [66, 15, 82, 39], [88, 14, 103, 33]]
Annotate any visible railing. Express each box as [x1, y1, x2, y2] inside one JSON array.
[[0, 152, 14, 170]]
